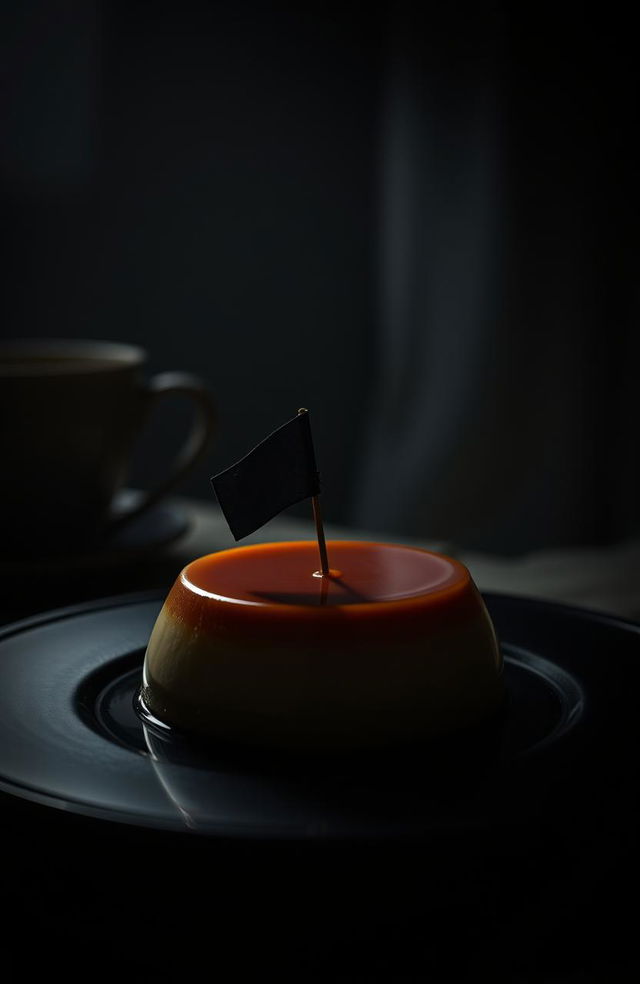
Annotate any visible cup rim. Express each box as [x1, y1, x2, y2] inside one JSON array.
[[0, 339, 147, 376]]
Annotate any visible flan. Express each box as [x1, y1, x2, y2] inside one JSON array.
[[140, 541, 503, 750]]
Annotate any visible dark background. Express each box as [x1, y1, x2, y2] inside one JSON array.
[[2, 1, 381, 527], [2, 1, 638, 546], [1, 9, 638, 978]]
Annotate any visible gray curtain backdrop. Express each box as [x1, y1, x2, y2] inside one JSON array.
[[353, 6, 639, 555], [3, 4, 637, 556]]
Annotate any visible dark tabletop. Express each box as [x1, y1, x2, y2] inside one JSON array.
[[1, 510, 638, 981]]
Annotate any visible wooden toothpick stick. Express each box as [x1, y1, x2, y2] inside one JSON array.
[[312, 492, 330, 576], [298, 408, 330, 575]]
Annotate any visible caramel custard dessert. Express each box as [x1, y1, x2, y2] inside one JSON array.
[[141, 541, 503, 750]]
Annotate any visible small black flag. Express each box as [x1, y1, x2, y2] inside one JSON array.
[[211, 411, 321, 540]]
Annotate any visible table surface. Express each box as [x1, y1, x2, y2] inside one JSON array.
[[2, 494, 640, 626], [2, 497, 638, 980]]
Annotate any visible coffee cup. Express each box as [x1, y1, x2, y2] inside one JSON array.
[[0, 339, 216, 556]]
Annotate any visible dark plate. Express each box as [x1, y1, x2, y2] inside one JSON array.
[[2, 592, 638, 979], [0, 590, 635, 843]]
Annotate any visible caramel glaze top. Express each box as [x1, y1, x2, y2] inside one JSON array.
[[164, 542, 491, 648]]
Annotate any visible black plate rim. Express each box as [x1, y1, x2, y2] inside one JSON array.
[[0, 589, 634, 840]]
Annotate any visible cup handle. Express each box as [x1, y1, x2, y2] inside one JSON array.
[[110, 371, 215, 529]]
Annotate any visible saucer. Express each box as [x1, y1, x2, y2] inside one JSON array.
[[1, 590, 638, 980], [0, 590, 636, 846], [0, 490, 190, 575]]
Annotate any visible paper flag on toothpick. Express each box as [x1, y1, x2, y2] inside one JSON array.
[[211, 409, 321, 541]]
